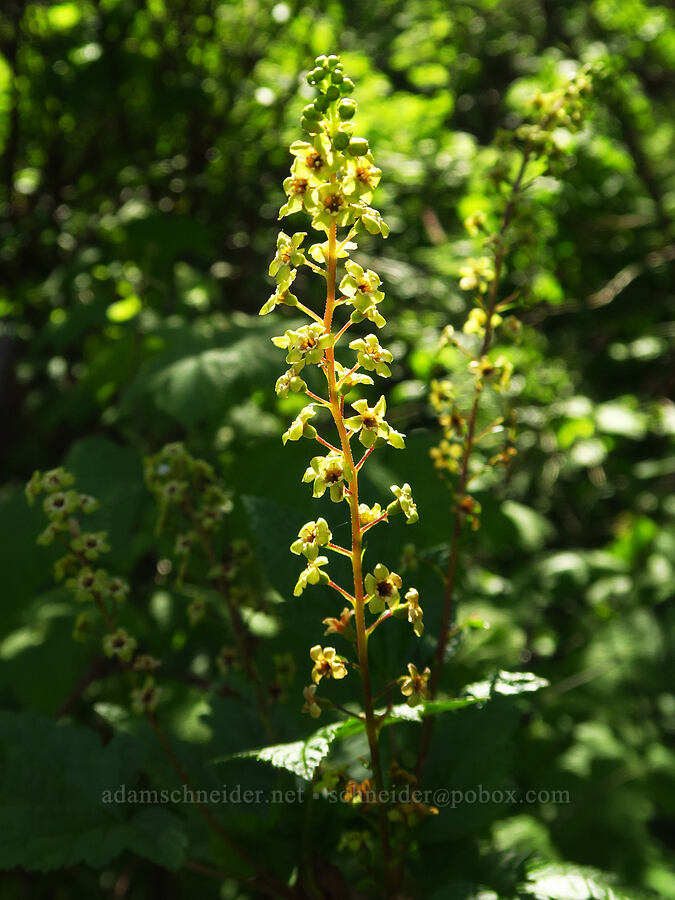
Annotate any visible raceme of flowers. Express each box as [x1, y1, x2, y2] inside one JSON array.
[[429, 65, 597, 529], [262, 54, 427, 719]]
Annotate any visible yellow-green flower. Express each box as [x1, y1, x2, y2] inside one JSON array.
[[335, 360, 374, 391], [310, 645, 347, 683], [405, 588, 424, 637], [365, 563, 402, 614], [340, 260, 386, 328], [43, 490, 79, 519], [279, 173, 313, 217], [358, 502, 384, 528], [302, 451, 347, 502], [102, 628, 137, 662], [275, 369, 307, 398], [459, 256, 494, 292], [282, 404, 318, 445], [71, 531, 111, 561], [131, 677, 161, 715], [308, 239, 355, 264], [464, 210, 487, 236], [289, 135, 334, 183], [340, 261, 384, 306], [468, 354, 513, 390], [294, 556, 330, 596], [348, 333, 393, 377], [312, 182, 356, 231], [343, 153, 381, 204], [272, 323, 332, 370], [291, 518, 332, 560], [387, 483, 418, 524], [399, 663, 430, 707], [259, 272, 299, 315], [70, 567, 108, 602], [344, 396, 404, 449], [109, 576, 129, 604], [269, 231, 306, 288], [354, 203, 389, 237], [301, 684, 321, 718]]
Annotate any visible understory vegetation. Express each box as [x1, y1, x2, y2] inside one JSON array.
[[0, 2, 673, 898]]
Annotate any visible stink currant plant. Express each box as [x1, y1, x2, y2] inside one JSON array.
[[25, 467, 160, 714], [416, 65, 600, 776], [27, 455, 298, 896], [263, 55, 421, 866]]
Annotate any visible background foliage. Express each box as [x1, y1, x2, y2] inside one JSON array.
[[0, 0, 673, 897]]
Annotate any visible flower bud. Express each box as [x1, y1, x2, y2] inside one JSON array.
[[338, 99, 356, 120], [314, 94, 329, 112], [307, 66, 325, 85], [301, 116, 321, 135], [326, 54, 339, 68], [348, 137, 369, 156], [325, 84, 340, 101], [333, 131, 350, 151], [340, 78, 355, 94], [330, 71, 344, 84], [302, 104, 322, 121]]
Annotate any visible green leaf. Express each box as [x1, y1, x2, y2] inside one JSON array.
[[226, 697, 480, 781], [0, 712, 187, 872], [523, 860, 655, 900], [231, 721, 349, 781], [126, 808, 189, 870], [122, 317, 282, 429], [225, 677, 543, 782], [464, 670, 549, 700]]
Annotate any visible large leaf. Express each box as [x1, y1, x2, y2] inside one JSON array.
[[226, 672, 548, 781], [0, 712, 187, 872], [121, 317, 282, 429]]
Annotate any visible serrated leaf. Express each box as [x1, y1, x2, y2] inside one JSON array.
[[0, 712, 187, 872], [229, 721, 350, 780], [224, 697, 480, 781]]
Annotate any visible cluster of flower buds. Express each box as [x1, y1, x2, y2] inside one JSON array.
[[503, 64, 595, 160], [145, 442, 231, 542], [264, 56, 426, 717], [26, 467, 161, 713]]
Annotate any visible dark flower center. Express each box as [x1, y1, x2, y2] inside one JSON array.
[[324, 194, 343, 212]]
